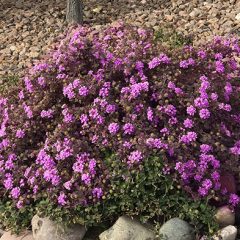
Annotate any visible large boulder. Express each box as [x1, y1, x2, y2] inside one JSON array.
[[212, 225, 237, 240], [31, 215, 86, 240], [99, 216, 155, 240], [159, 218, 195, 240], [215, 206, 235, 227], [0, 231, 33, 240]]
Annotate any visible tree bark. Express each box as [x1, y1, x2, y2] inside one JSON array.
[[66, 0, 83, 25]]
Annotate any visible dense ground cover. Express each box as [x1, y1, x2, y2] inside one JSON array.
[[0, 23, 239, 237]]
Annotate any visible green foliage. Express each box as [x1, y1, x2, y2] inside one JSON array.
[[0, 201, 35, 234], [0, 153, 218, 236], [34, 153, 218, 237], [154, 27, 192, 48], [0, 75, 19, 95]]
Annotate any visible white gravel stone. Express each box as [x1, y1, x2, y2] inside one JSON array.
[[212, 225, 237, 240], [235, 13, 240, 20]]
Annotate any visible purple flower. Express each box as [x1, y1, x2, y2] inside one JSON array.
[[128, 150, 143, 164], [164, 105, 176, 116], [24, 77, 33, 93], [180, 132, 197, 144], [179, 60, 188, 68], [63, 83, 75, 99], [18, 90, 24, 100], [187, 105, 196, 116], [105, 104, 116, 114], [200, 144, 212, 153], [16, 200, 23, 209], [62, 108, 74, 123], [199, 109, 210, 119], [129, 82, 149, 99], [123, 123, 135, 135], [37, 77, 45, 86], [123, 141, 132, 149], [229, 194, 240, 207], [211, 171, 220, 181], [194, 97, 209, 108], [147, 107, 153, 121], [64, 181, 72, 190], [218, 103, 232, 112], [81, 173, 91, 185], [16, 129, 25, 138], [135, 61, 144, 71], [108, 123, 119, 135], [216, 60, 224, 73], [23, 103, 33, 119], [92, 187, 103, 199], [89, 108, 99, 119], [79, 86, 89, 96], [183, 118, 193, 128], [4, 176, 13, 190], [41, 109, 54, 118], [148, 54, 170, 69], [168, 81, 176, 89], [58, 192, 67, 206], [211, 93, 218, 101], [197, 50, 206, 59], [225, 82, 233, 96], [11, 187, 20, 199]]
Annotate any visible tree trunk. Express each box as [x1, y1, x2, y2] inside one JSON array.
[[66, 0, 83, 25]]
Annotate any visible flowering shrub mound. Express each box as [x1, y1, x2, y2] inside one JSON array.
[[0, 22, 239, 233]]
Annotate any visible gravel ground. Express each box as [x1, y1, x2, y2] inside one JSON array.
[[0, 0, 240, 79]]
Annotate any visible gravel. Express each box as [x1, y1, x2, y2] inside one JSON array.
[[0, 0, 240, 78]]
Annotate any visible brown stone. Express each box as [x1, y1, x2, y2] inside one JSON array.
[[215, 206, 235, 227]]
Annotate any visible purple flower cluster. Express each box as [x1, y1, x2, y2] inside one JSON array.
[[0, 23, 239, 211]]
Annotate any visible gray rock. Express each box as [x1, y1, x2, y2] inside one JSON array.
[[99, 216, 155, 240], [212, 225, 237, 240], [31, 215, 86, 240], [215, 206, 235, 228], [159, 218, 195, 240]]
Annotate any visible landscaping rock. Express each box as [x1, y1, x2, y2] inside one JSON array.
[[159, 218, 195, 240], [212, 225, 237, 240], [0, 231, 33, 240], [99, 215, 155, 240], [31, 215, 86, 240], [1, 0, 240, 79], [215, 206, 235, 227], [235, 13, 240, 21]]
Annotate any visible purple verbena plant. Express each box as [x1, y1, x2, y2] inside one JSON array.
[[0, 23, 239, 213]]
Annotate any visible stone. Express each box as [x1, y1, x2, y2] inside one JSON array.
[[31, 215, 86, 240], [235, 13, 240, 21], [215, 206, 235, 227], [165, 14, 174, 21], [28, 52, 39, 58], [0, 231, 33, 240], [159, 218, 195, 240], [92, 6, 103, 14], [189, 9, 201, 18], [212, 225, 237, 240], [99, 216, 155, 240], [9, 46, 16, 52]]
